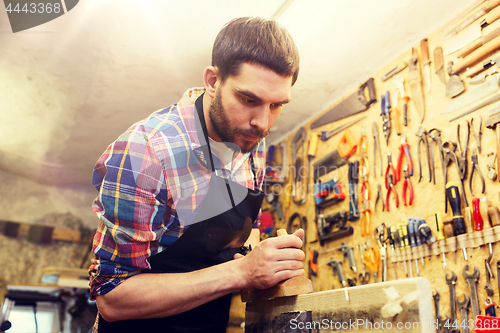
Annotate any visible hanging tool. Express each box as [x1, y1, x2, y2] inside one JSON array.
[[382, 62, 407, 81], [416, 126, 432, 183], [408, 47, 425, 123], [428, 129, 445, 187], [446, 182, 468, 261], [460, 27, 500, 59], [374, 224, 388, 282], [312, 149, 349, 181], [445, 271, 458, 331], [443, 142, 468, 211], [372, 122, 382, 177], [316, 211, 353, 245], [393, 225, 407, 277], [335, 242, 357, 274], [392, 75, 408, 131], [399, 222, 413, 278], [348, 161, 360, 221], [407, 219, 420, 276], [358, 243, 370, 285], [327, 259, 346, 287], [457, 294, 470, 333], [485, 298, 497, 317], [385, 174, 398, 212], [374, 184, 385, 213], [448, 92, 500, 123], [361, 179, 371, 237], [363, 246, 380, 283], [292, 127, 307, 205], [443, 0, 500, 40], [421, 39, 432, 94], [412, 218, 425, 268], [314, 177, 345, 209], [450, 34, 500, 76], [471, 117, 483, 154], [435, 212, 448, 269], [396, 135, 414, 182], [338, 130, 358, 158], [442, 74, 500, 115], [380, 92, 392, 146], [485, 252, 495, 297], [463, 265, 480, 321], [402, 167, 413, 206], [487, 151, 497, 180], [434, 47, 446, 84], [470, 148, 486, 197], [307, 132, 321, 197], [358, 122, 369, 171], [433, 291, 446, 333], [309, 249, 318, 292], [465, 53, 500, 78], [320, 115, 367, 141], [387, 226, 397, 279], [486, 111, 500, 182], [457, 121, 470, 179], [418, 218, 436, 245], [311, 78, 376, 129], [479, 197, 495, 259]]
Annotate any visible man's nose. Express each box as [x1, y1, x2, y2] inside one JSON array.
[[249, 105, 270, 131]]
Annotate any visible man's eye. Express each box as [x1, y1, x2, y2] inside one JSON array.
[[242, 97, 256, 104]]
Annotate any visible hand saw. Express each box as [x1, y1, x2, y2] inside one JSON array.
[[310, 78, 376, 129]]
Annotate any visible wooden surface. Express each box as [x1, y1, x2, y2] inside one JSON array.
[[245, 277, 434, 333], [258, 2, 500, 329]]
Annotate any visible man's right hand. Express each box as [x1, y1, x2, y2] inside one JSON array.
[[235, 228, 305, 290]]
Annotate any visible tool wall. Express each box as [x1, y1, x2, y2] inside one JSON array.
[[263, 2, 500, 331]]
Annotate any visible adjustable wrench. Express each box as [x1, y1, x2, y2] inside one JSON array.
[[463, 265, 480, 320], [457, 293, 470, 333], [446, 271, 459, 333]]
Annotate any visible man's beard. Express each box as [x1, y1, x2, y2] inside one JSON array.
[[208, 90, 268, 154]]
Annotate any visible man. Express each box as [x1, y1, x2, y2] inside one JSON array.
[[89, 17, 303, 332]]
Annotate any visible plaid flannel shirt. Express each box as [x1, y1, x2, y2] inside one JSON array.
[[89, 88, 265, 301]]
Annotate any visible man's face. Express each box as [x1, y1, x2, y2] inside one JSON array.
[[208, 62, 293, 153]]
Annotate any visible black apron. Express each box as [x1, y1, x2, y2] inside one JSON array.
[[98, 95, 265, 332]]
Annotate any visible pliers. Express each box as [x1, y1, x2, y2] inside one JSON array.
[[470, 148, 485, 197], [471, 116, 482, 154], [396, 135, 413, 182], [415, 126, 432, 183], [457, 122, 470, 180], [402, 167, 413, 206], [386, 174, 399, 212], [375, 184, 385, 213], [385, 152, 397, 190]]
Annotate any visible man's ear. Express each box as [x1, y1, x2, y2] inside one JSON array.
[[203, 66, 219, 98]]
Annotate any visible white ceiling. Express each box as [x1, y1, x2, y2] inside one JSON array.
[[0, 0, 475, 188]]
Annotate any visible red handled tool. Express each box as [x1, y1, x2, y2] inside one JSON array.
[[396, 135, 414, 181], [402, 167, 414, 206]]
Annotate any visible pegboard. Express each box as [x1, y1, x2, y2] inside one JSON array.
[[264, 2, 500, 329]]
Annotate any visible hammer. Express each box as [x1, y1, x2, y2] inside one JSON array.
[[485, 112, 500, 182]]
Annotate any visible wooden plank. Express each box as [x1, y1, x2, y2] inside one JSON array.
[[245, 277, 434, 333]]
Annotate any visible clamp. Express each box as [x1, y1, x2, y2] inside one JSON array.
[[469, 148, 485, 197], [374, 184, 385, 213], [396, 135, 413, 182], [402, 167, 414, 206]]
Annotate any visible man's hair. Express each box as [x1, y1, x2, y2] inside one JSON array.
[[212, 17, 300, 86]]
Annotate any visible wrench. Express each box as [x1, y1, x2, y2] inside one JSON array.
[[463, 265, 480, 320], [446, 271, 459, 333], [433, 290, 446, 333], [457, 293, 470, 333]]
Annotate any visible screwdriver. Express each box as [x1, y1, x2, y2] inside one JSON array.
[[478, 197, 495, 257], [387, 226, 398, 279], [445, 182, 468, 261], [435, 212, 448, 269], [309, 249, 318, 292], [391, 225, 406, 277], [407, 218, 420, 276], [399, 221, 413, 278], [411, 218, 425, 268]]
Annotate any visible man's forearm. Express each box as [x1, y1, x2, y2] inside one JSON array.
[[96, 258, 245, 322]]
